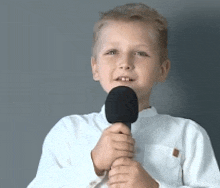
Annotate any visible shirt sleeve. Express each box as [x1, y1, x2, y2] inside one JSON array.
[[27, 117, 107, 188], [156, 120, 220, 188]]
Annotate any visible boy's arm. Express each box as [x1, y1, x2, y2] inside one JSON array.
[[27, 117, 106, 188], [156, 121, 220, 188]]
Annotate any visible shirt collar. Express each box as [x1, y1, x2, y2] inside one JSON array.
[[97, 105, 158, 131], [99, 104, 158, 122]]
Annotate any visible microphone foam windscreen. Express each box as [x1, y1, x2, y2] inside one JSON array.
[[105, 86, 139, 124]]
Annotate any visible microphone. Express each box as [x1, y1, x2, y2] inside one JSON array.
[[105, 86, 139, 130]]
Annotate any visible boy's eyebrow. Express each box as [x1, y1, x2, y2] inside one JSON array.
[[135, 44, 149, 47], [107, 42, 149, 48]]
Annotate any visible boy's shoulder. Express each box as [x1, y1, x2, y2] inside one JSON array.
[[44, 111, 101, 143], [156, 113, 209, 140], [51, 110, 103, 132], [157, 113, 198, 126], [158, 112, 200, 127], [62, 110, 101, 124]]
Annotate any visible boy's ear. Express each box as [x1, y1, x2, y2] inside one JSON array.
[[91, 56, 100, 81], [158, 59, 171, 83]]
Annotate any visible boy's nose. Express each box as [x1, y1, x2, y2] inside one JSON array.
[[119, 63, 134, 70], [118, 58, 135, 70]]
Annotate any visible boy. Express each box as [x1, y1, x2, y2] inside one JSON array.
[[27, 3, 220, 188]]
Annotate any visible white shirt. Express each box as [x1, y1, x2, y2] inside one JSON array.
[[27, 105, 220, 188]]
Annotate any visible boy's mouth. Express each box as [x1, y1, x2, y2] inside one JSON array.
[[116, 76, 134, 82]]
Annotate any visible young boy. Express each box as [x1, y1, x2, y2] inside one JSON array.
[[27, 3, 220, 188]]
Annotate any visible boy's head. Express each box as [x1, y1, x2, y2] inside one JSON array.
[[91, 3, 170, 112], [92, 3, 168, 64]]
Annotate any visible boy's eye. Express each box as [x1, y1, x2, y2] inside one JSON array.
[[106, 50, 148, 56], [136, 52, 148, 56], [106, 50, 117, 55]]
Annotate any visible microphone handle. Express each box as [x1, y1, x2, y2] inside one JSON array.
[[124, 122, 131, 130], [118, 122, 131, 133]]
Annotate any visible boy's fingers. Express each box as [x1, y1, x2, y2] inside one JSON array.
[[111, 157, 133, 169], [107, 122, 131, 136], [115, 150, 134, 159], [112, 133, 135, 146], [113, 141, 134, 152]]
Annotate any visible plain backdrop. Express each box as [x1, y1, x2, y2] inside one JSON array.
[[0, 0, 219, 187]]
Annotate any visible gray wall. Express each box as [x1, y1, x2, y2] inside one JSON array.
[[0, 0, 219, 187]]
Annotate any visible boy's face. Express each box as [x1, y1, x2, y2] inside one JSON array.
[[91, 21, 170, 112]]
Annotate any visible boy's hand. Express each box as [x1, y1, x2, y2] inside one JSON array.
[[107, 157, 159, 188], [91, 122, 135, 175]]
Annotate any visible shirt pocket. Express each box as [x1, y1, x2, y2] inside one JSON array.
[[143, 144, 182, 185]]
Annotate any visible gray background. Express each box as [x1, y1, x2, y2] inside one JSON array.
[[0, 0, 219, 187]]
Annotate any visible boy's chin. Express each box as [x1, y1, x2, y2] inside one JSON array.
[[110, 84, 132, 91], [106, 84, 136, 94], [114, 81, 135, 88], [103, 82, 137, 94]]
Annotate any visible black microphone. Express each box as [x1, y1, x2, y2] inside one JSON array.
[[105, 86, 139, 130]]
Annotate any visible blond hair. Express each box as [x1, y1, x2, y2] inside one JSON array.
[[91, 3, 168, 64]]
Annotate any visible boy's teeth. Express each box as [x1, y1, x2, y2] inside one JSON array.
[[121, 77, 130, 81]]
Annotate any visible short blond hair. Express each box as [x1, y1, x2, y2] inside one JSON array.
[[91, 3, 168, 64]]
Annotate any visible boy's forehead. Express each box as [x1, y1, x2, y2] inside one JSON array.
[[98, 22, 158, 48], [105, 42, 150, 48], [100, 20, 157, 40]]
